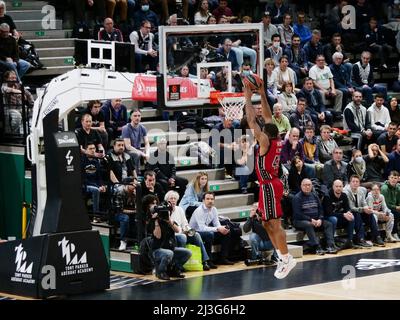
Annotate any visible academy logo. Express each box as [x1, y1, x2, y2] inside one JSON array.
[[11, 244, 35, 284], [58, 237, 93, 277], [356, 259, 400, 270]]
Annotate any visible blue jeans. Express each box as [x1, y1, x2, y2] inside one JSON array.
[[327, 214, 355, 242], [86, 185, 101, 212], [153, 247, 192, 274], [293, 219, 335, 247], [249, 233, 274, 259], [115, 213, 129, 241], [0, 59, 30, 81], [231, 46, 257, 72], [175, 232, 210, 262]]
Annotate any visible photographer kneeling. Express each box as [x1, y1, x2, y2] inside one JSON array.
[[165, 190, 216, 271], [143, 194, 192, 280]]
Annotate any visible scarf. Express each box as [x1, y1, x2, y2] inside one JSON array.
[[351, 158, 366, 178]]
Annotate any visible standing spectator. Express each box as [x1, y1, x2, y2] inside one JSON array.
[[352, 51, 387, 106], [292, 178, 337, 255], [317, 125, 339, 164], [386, 139, 400, 176], [180, 172, 209, 219], [364, 143, 389, 186], [262, 11, 278, 48], [289, 98, 314, 136], [344, 175, 385, 246], [130, 20, 157, 72], [381, 170, 400, 241], [278, 13, 294, 47], [189, 192, 234, 265], [284, 34, 309, 80], [0, 23, 30, 81], [194, 0, 212, 25], [106, 0, 128, 22], [293, 11, 312, 45], [83, 100, 108, 149], [367, 94, 391, 138], [364, 17, 392, 69], [272, 103, 291, 138], [267, 0, 290, 25], [322, 147, 348, 189], [121, 108, 150, 174], [133, 0, 159, 30], [75, 114, 105, 157], [101, 98, 128, 141], [388, 97, 400, 125], [303, 30, 323, 68], [309, 55, 343, 114], [277, 81, 297, 116], [97, 17, 123, 41], [377, 122, 399, 156], [280, 127, 304, 168], [366, 184, 398, 242]]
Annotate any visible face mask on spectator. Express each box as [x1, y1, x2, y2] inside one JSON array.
[[142, 4, 149, 11], [242, 70, 252, 77], [354, 156, 364, 164], [273, 41, 280, 48]]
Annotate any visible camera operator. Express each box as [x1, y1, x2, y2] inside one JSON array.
[[144, 194, 192, 280], [165, 190, 216, 271], [243, 203, 276, 262]]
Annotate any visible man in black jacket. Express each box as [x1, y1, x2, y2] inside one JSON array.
[[146, 137, 188, 199]]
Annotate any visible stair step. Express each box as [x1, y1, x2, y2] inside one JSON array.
[[28, 38, 75, 49], [218, 205, 253, 220], [8, 9, 46, 20], [14, 19, 63, 31], [142, 120, 169, 132], [176, 168, 225, 181], [22, 29, 72, 39], [40, 56, 74, 67], [26, 65, 74, 76], [36, 47, 74, 58], [214, 193, 254, 209], [147, 130, 209, 144], [5, 1, 49, 10]]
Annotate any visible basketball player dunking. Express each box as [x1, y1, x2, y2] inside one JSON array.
[[243, 78, 297, 279]]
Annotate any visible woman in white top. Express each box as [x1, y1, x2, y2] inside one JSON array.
[[272, 55, 297, 92], [278, 81, 298, 116], [264, 58, 278, 105], [166, 190, 214, 270], [194, 0, 211, 25]]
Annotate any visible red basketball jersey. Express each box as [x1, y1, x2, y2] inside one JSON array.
[[255, 138, 282, 181]]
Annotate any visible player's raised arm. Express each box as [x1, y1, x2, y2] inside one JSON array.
[[257, 78, 273, 123]]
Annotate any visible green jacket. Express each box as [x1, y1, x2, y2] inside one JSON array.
[[380, 181, 400, 212]]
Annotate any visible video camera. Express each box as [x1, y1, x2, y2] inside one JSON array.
[[150, 202, 173, 220]]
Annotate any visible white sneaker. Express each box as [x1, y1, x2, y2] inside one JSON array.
[[118, 240, 127, 251], [393, 233, 400, 242], [274, 254, 296, 279], [385, 233, 397, 243]]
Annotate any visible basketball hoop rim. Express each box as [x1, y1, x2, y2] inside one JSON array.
[[209, 91, 245, 105]]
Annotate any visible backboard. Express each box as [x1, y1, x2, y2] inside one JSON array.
[[158, 23, 264, 108]]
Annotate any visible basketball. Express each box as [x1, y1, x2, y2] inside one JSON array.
[[243, 74, 262, 91]]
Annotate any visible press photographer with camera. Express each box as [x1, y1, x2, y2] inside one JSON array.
[[165, 190, 215, 271], [144, 194, 192, 280], [243, 203, 276, 265]]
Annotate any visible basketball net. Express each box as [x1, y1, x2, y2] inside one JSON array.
[[210, 92, 245, 120]]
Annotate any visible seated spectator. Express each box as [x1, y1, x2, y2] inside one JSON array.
[[234, 135, 255, 194], [293, 11, 312, 45], [352, 51, 387, 106], [264, 58, 279, 106], [267, 0, 291, 25], [146, 194, 191, 280], [106, 0, 128, 22], [0, 1, 20, 38], [368, 94, 391, 138], [147, 137, 188, 198], [323, 179, 366, 249], [386, 139, 400, 177], [262, 11, 278, 48], [297, 77, 333, 127], [343, 91, 373, 151], [322, 147, 348, 189], [347, 149, 366, 182], [377, 122, 399, 156], [303, 30, 323, 68], [381, 170, 400, 241], [388, 97, 400, 125], [189, 192, 234, 265], [324, 0, 348, 35], [136, 170, 165, 241], [364, 17, 392, 69], [323, 33, 351, 67], [344, 175, 385, 246], [1, 70, 33, 134], [292, 178, 337, 255], [366, 184, 397, 242], [75, 114, 105, 157], [277, 81, 297, 116], [309, 54, 343, 114], [243, 203, 276, 261], [284, 34, 309, 80], [81, 143, 107, 218], [194, 0, 212, 25], [107, 138, 138, 250], [0, 23, 30, 81], [272, 55, 297, 91], [280, 127, 304, 169], [272, 103, 291, 138], [364, 143, 389, 186], [180, 172, 209, 219], [300, 126, 319, 165], [121, 108, 150, 174], [265, 34, 283, 66], [278, 13, 294, 47], [166, 190, 214, 271], [288, 156, 312, 195], [330, 52, 354, 109], [317, 125, 339, 164], [133, 0, 159, 30], [97, 17, 123, 41], [216, 38, 239, 71], [212, 0, 233, 23], [82, 100, 108, 149], [289, 98, 314, 136], [130, 21, 158, 73], [101, 98, 128, 141]]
